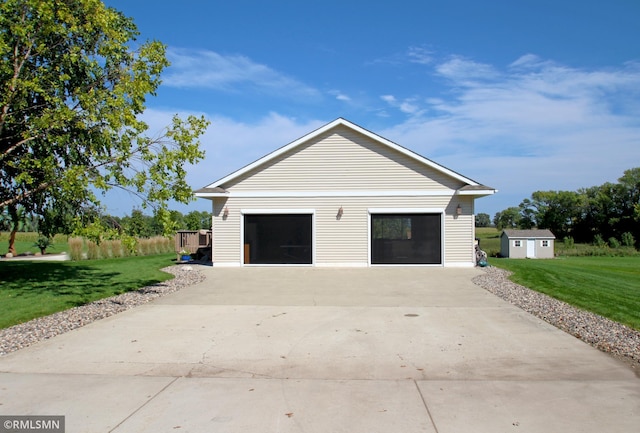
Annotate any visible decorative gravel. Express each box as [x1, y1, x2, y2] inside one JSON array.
[[0, 265, 205, 356], [473, 266, 640, 368]]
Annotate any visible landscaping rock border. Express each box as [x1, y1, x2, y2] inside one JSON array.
[[0, 265, 205, 356], [473, 266, 640, 370]]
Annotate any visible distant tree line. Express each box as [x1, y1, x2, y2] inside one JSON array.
[[490, 167, 639, 246], [475, 213, 492, 228], [0, 207, 212, 240]]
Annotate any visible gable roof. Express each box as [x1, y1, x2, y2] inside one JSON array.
[[502, 229, 556, 239], [196, 118, 496, 197]]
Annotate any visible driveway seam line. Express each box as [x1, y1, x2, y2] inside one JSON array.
[[414, 379, 439, 433], [108, 376, 179, 433]]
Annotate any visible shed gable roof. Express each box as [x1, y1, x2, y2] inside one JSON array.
[[502, 229, 556, 239], [196, 118, 496, 197]]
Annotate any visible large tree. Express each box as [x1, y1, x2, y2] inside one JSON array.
[[475, 212, 491, 228], [0, 0, 209, 253], [520, 190, 582, 239], [493, 207, 521, 231]]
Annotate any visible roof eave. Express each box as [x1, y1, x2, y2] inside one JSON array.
[[194, 193, 228, 199], [457, 189, 497, 197], [194, 187, 229, 199], [457, 185, 498, 197]]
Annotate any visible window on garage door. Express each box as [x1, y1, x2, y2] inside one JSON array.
[[244, 214, 312, 264], [371, 214, 442, 264]]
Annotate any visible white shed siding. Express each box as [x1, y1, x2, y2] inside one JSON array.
[[224, 126, 466, 192], [211, 194, 474, 266], [500, 233, 555, 259]]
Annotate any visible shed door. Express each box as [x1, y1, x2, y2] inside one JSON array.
[[244, 214, 312, 264], [526, 239, 536, 258], [371, 214, 442, 264]]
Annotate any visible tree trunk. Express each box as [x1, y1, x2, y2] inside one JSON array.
[[8, 228, 17, 255], [7, 204, 18, 255]]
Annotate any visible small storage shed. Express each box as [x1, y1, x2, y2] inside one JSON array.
[[501, 229, 555, 258]]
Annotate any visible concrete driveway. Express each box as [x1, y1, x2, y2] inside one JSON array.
[[0, 267, 638, 432]]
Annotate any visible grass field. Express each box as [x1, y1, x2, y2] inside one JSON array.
[[0, 233, 69, 257], [0, 254, 175, 329], [489, 256, 640, 330], [475, 227, 501, 257]]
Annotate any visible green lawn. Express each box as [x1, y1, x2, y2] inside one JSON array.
[[490, 256, 640, 330], [0, 234, 69, 257], [0, 254, 175, 329], [475, 227, 501, 257]]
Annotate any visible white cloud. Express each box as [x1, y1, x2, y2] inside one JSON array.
[[329, 90, 351, 102], [380, 94, 421, 114], [509, 53, 548, 69], [407, 46, 434, 65], [163, 48, 321, 99], [369, 45, 434, 66], [435, 55, 501, 83], [380, 95, 396, 104], [381, 56, 640, 216]]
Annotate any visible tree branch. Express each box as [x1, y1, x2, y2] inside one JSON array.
[[0, 27, 35, 137], [0, 136, 37, 160], [0, 181, 51, 209]]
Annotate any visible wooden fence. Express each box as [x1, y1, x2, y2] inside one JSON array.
[[174, 230, 212, 258]]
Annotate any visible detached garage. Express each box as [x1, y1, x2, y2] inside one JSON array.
[[195, 118, 496, 267]]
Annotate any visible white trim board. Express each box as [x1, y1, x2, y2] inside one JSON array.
[[241, 208, 316, 214]]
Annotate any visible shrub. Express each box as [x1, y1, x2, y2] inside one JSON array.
[[68, 237, 84, 261], [121, 236, 137, 256], [593, 234, 607, 248], [137, 238, 151, 256], [622, 232, 636, 248], [109, 239, 124, 258], [563, 236, 574, 248], [608, 237, 621, 249], [34, 235, 52, 254], [86, 240, 100, 260], [99, 240, 112, 259], [150, 236, 173, 254]]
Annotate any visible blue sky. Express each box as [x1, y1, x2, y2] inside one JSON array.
[[103, 0, 640, 219]]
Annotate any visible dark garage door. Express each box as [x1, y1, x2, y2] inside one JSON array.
[[244, 214, 312, 264], [371, 214, 442, 264]]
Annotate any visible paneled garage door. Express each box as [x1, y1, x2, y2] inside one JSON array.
[[371, 213, 442, 264], [244, 214, 312, 264]]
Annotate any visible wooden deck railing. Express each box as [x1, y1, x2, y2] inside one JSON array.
[[174, 230, 212, 254]]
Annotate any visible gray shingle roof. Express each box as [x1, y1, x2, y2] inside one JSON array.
[[502, 229, 556, 239]]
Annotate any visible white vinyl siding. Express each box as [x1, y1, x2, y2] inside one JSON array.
[[205, 121, 487, 267], [212, 195, 473, 266], [443, 198, 474, 265], [224, 126, 466, 192]]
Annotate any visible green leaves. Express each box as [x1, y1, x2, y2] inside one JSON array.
[[0, 0, 209, 239], [496, 167, 640, 246]]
